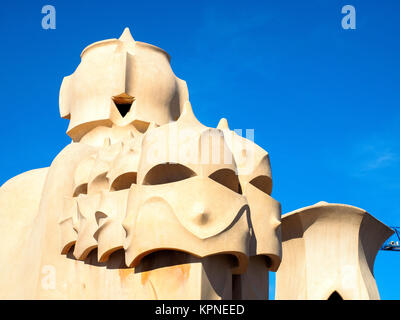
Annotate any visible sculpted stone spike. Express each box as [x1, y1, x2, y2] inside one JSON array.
[[73, 194, 101, 260], [178, 100, 202, 126], [217, 118, 230, 130], [119, 27, 135, 43], [0, 28, 392, 300]]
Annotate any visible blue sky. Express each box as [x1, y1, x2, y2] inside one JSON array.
[[0, 0, 399, 299]]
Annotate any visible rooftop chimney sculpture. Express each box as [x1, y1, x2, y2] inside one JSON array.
[[0, 28, 392, 300]]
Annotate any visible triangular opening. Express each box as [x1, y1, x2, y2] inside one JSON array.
[[115, 102, 132, 117], [328, 291, 343, 301], [112, 93, 134, 118]]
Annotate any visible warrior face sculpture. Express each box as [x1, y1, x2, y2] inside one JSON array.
[[56, 30, 282, 276]]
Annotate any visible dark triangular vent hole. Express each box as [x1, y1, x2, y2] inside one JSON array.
[[112, 93, 134, 118], [115, 103, 132, 117], [328, 291, 343, 301]]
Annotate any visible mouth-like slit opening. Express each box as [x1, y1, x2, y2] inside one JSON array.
[[73, 183, 88, 197], [249, 175, 273, 195], [209, 168, 242, 194], [110, 172, 137, 191], [143, 163, 196, 185]]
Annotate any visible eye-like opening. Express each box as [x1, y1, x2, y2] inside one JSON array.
[[143, 163, 196, 185], [209, 168, 242, 194], [249, 175, 272, 195], [112, 93, 134, 118], [73, 183, 87, 197], [115, 103, 132, 117], [110, 172, 137, 191]]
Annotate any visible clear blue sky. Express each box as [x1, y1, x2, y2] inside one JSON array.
[[0, 0, 399, 299]]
